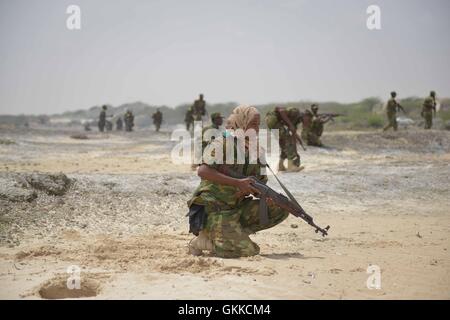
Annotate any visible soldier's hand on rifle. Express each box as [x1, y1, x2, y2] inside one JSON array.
[[266, 197, 275, 206], [235, 178, 259, 197]]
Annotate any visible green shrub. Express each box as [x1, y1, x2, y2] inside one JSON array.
[[367, 114, 384, 128], [439, 110, 450, 122]]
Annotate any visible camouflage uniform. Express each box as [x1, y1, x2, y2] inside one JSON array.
[[192, 94, 206, 121], [309, 117, 324, 146], [422, 92, 436, 129], [124, 111, 135, 132], [187, 137, 289, 258], [201, 113, 223, 149], [266, 108, 302, 167], [98, 106, 107, 132], [383, 92, 405, 132], [302, 105, 323, 146], [152, 110, 163, 132], [185, 107, 194, 131], [383, 98, 399, 131]]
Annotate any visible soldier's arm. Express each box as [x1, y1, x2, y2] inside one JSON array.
[[321, 115, 333, 124], [276, 107, 297, 133], [197, 164, 258, 196], [397, 103, 406, 113]]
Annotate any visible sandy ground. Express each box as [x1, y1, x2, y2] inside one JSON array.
[[0, 126, 449, 299]]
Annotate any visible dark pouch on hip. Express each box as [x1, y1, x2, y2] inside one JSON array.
[[186, 204, 207, 236]]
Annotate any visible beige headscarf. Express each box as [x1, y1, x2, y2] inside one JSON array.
[[228, 105, 259, 130], [225, 105, 266, 163]]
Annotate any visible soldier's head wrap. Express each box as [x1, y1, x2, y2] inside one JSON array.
[[230, 105, 259, 131]]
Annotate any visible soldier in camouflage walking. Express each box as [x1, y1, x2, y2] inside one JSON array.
[[187, 105, 289, 258], [422, 91, 437, 129], [265, 106, 304, 172], [124, 109, 135, 132], [98, 105, 107, 132], [152, 109, 163, 132], [185, 107, 194, 131], [383, 91, 405, 132], [192, 94, 207, 121]]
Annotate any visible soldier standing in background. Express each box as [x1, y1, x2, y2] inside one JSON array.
[[383, 91, 405, 132], [185, 107, 194, 131], [192, 94, 207, 121], [202, 112, 224, 149], [422, 91, 437, 129], [303, 104, 334, 147], [266, 106, 304, 172], [124, 109, 135, 132], [152, 109, 163, 132], [98, 105, 107, 132]]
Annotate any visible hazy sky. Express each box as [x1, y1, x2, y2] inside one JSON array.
[[0, 0, 449, 115]]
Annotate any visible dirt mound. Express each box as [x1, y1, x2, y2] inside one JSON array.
[[0, 177, 37, 202], [25, 173, 73, 196], [16, 245, 62, 260], [0, 172, 73, 202], [38, 274, 102, 299]]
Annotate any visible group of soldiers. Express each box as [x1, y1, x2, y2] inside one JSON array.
[[383, 90, 438, 131], [184, 96, 336, 173], [97, 105, 135, 132], [265, 104, 338, 172], [183, 93, 440, 259], [96, 90, 439, 151]]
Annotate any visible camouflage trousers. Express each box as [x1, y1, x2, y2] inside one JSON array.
[[423, 111, 433, 129], [302, 129, 322, 147], [383, 112, 398, 131], [204, 198, 289, 258], [279, 130, 300, 165]]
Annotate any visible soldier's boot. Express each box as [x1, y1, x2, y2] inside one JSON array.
[[286, 159, 304, 172], [278, 159, 286, 172], [188, 231, 213, 256]]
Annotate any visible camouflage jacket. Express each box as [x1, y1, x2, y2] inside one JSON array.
[[423, 96, 436, 112], [386, 98, 399, 114], [266, 108, 301, 131], [188, 137, 268, 210]]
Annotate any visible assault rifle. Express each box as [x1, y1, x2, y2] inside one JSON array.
[[220, 166, 330, 237], [317, 113, 342, 122]]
